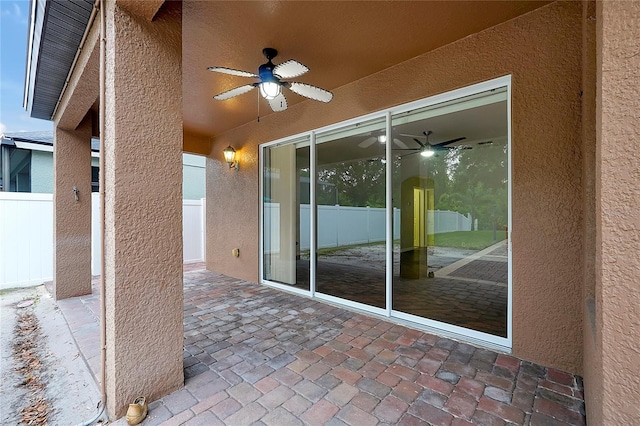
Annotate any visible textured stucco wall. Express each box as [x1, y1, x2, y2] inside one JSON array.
[[580, 0, 601, 423], [55, 21, 99, 132], [206, 1, 586, 373], [53, 116, 92, 299], [118, 0, 165, 21], [30, 150, 53, 193], [104, 1, 183, 418], [595, 1, 640, 424]]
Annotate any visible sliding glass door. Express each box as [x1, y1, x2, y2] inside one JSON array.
[[391, 88, 509, 338], [314, 118, 387, 309], [261, 77, 511, 347], [262, 137, 310, 290]]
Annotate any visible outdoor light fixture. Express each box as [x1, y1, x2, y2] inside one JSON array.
[[223, 145, 239, 170], [259, 82, 282, 100]]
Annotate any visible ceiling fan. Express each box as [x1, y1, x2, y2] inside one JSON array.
[[208, 48, 333, 112], [395, 131, 467, 157]]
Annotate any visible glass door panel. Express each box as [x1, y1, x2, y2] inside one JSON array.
[[391, 88, 509, 337], [263, 138, 310, 290], [315, 118, 387, 308]]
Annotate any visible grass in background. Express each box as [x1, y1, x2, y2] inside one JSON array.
[[306, 240, 386, 257], [433, 230, 506, 250], [300, 231, 505, 255]]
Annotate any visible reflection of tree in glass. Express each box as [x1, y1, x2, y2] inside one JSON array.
[[317, 159, 386, 207], [313, 141, 508, 231], [442, 182, 492, 231], [436, 143, 508, 231]]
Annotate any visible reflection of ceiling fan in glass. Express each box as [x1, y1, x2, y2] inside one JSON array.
[[358, 133, 409, 149], [395, 131, 467, 157]]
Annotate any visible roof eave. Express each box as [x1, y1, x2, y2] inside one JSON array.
[[23, 0, 95, 121]]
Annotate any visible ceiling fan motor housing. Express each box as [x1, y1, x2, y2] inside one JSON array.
[[262, 47, 278, 60], [259, 48, 280, 83], [259, 62, 279, 83]]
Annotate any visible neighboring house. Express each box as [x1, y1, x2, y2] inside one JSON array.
[[0, 131, 205, 198], [20, 0, 640, 423]]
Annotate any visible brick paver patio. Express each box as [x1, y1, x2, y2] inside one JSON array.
[[54, 264, 585, 425]]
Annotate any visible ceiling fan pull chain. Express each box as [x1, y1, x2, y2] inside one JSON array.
[[257, 87, 260, 122]]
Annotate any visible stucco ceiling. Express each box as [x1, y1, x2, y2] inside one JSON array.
[[183, 1, 549, 139]]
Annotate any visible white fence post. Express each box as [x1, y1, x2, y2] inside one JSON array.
[[335, 205, 340, 247], [201, 198, 206, 262], [183, 199, 205, 263], [91, 193, 101, 275]]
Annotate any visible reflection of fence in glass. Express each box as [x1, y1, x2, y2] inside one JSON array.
[[264, 203, 471, 252]]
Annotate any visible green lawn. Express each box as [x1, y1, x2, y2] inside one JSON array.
[[311, 240, 385, 256], [301, 231, 505, 255], [433, 230, 506, 250]]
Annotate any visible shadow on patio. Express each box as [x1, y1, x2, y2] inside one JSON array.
[[53, 264, 585, 425]]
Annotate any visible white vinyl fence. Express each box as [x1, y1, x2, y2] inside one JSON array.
[[1, 193, 205, 290], [183, 200, 206, 264], [431, 209, 474, 235], [266, 203, 471, 251], [0, 193, 54, 289]]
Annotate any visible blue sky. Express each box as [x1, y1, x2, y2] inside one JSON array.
[[0, 0, 52, 134]]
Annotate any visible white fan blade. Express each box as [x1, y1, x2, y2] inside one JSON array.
[[213, 84, 256, 100], [288, 82, 333, 103], [268, 93, 288, 112], [393, 138, 408, 149], [207, 66, 258, 78], [273, 60, 309, 79], [358, 137, 376, 148]]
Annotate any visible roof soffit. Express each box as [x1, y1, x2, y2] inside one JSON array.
[[25, 0, 95, 120]]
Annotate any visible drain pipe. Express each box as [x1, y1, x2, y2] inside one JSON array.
[[98, 0, 107, 415], [76, 1, 107, 424]]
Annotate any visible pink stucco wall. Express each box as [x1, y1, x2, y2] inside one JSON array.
[[53, 116, 93, 299], [592, 1, 640, 424], [103, 2, 184, 418], [207, 2, 586, 374]]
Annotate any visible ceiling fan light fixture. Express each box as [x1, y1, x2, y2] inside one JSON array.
[[209, 48, 332, 112], [420, 148, 435, 158], [378, 135, 387, 144], [259, 82, 281, 100]]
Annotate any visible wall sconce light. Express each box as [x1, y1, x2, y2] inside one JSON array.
[[223, 145, 239, 170]]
